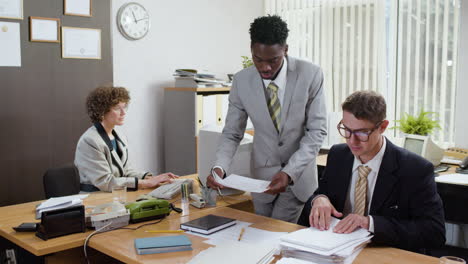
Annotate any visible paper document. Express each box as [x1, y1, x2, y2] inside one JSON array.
[[436, 173, 468, 185], [281, 218, 371, 255], [37, 194, 88, 210], [214, 173, 269, 193], [188, 241, 275, 264], [36, 194, 88, 219], [0, 22, 21, 67]]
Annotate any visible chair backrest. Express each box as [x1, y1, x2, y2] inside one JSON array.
[[43, 164, 80, 199]]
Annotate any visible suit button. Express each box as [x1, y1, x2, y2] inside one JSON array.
[[281, 163, 286, 167], [278, 142, 283, 146]]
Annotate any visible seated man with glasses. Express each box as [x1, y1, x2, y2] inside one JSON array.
[[299, 90, 445, 253]]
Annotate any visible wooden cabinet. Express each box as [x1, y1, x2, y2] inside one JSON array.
[[164, 87, 230, 175]]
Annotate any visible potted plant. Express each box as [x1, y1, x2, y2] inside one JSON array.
[[241, 56, 253, 68], [393, 110, 441, 136]]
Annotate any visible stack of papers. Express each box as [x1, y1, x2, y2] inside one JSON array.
[[279, 218, 372, 264], [173, 69, 226, 88], [435, 173, 468, 185], [36, 194, 88, 219]]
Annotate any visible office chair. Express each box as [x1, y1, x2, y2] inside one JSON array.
[[43, 164, 80, 198]]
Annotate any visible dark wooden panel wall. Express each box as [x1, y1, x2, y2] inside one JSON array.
[[0, 0, 112, 206]]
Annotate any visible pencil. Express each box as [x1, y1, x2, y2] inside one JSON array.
[[238, 227, 245, 241], [144, 230, 185, 233]]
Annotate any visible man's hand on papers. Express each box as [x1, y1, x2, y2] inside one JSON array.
[[333, 214, 370, 234], [309, 196, 343, 231], [206, 167, 225, 189], [264, 171, 289, 195]]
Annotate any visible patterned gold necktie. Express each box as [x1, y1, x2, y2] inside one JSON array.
[[354, 165, 372, 216], [267, 82, 281, 132]]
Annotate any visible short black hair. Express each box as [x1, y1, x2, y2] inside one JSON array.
[[342, 90, 387, 124], [250, 15, 289, 46]]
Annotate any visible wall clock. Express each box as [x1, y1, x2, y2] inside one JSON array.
[[116, 2, 150, 40]]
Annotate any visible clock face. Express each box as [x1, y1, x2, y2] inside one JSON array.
[[117, 3, 150, 40]]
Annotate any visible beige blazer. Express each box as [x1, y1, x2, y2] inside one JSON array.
[[74, 123, 148, 192], [215, 56, 327, 203]]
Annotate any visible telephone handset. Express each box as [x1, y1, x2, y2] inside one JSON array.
[[456, 156, 468, 174], [459, 157, 468, 170]]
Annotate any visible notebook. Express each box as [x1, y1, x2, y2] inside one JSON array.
[[180, 214, 236, 235], [134, 235, 192, 255]]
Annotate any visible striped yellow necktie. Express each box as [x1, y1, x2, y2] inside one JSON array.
[[267, 82, 281, 132], [354, 165, 372, 216]]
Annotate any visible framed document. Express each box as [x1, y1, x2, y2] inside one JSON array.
[[0, 0, 23, 20], [0, 21, 21, 67], [64, 0, 91, 17], [29, 17, 60, 43], [62, 27, 101, 59]]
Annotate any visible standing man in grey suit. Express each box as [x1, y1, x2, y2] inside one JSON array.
[[206, 15, 327, 223]]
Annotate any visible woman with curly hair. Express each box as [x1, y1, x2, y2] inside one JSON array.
[[75, 86, 177, 192]]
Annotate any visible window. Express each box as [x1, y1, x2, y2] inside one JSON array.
[[265, 0, 460, 146]]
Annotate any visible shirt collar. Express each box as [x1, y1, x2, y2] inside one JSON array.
[[263, 56, 287, 90], [352, 136, 387, 173]]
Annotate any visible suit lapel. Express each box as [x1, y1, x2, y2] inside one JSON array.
[[110, 149, 125, 176], [369, 140, 399, 214], [336, 148, 355, 212], [94, 123, 125, 177], [279, 56, 298, 135]]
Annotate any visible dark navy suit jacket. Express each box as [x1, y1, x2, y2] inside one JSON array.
[[301, 139, 445, 252]]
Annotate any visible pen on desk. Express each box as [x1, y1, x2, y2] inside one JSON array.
[[197, 177, 204, 188], [144, 230, 185, 233], [238, 227, 245, 241]]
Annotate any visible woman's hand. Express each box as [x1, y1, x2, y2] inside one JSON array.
[[154, 172, 178, 185], [139, 173, 179, 189]]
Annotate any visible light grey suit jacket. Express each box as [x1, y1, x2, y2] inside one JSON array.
[[215, 56, 327, 203], [74, 124, 148, 192]]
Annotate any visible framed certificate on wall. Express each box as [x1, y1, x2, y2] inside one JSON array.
[[64, 0, 92, 17], [29, 17, 60, 43], [62, 27, 101, 59], [0, 0, 23, 20]]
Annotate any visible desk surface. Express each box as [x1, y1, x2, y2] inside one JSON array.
[[89, 206, 438, 264], [0, 174, 439, 264], [0, 174, 251, 256]]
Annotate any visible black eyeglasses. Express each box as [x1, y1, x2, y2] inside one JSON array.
[[337, 121, 382, 142]]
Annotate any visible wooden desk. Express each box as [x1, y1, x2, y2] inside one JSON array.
[[0, 174, 250, 256], [88, 206, 437, 264], [0, 174, 439, 264]]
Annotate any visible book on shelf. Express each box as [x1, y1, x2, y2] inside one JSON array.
[[134, 235, 192, 255], [180, 214, 236, 235]]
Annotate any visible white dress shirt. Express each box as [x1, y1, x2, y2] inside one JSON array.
[[343, 136, 387, 232], [262, 57, 288, 106]]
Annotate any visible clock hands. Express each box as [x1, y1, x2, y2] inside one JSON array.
[[131, 11, 137, 23], [136, 16, 149, 22]]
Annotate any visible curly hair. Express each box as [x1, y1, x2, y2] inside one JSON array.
[[342, 90, 387, 124], [86, 86, 130, 123], [250, 15, 289, 46]]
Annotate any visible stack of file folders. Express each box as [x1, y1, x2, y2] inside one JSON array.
[[279, 218, 372, 264], [173, 69, 225, 88]]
